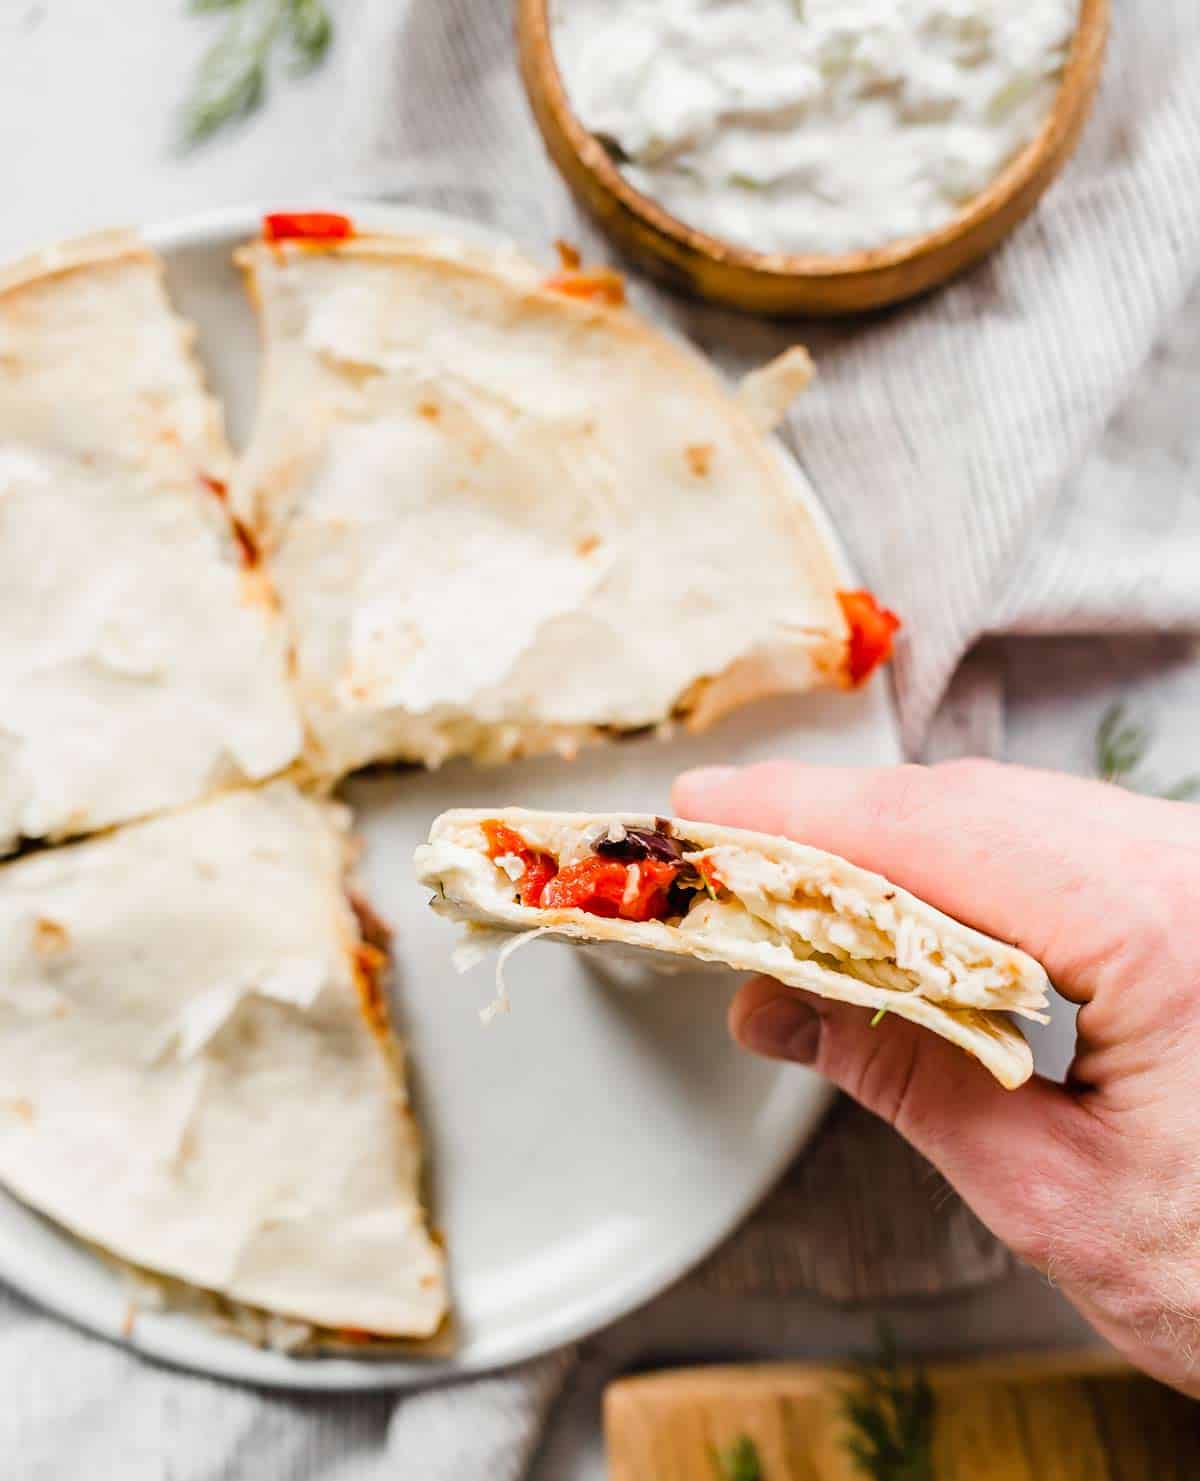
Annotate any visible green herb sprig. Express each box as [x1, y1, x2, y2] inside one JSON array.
[[1094, 702, 1200, 800], [842, 1328, 935, 1481], [712, 1434, 765, 1481], [181, 0, 333, 146]]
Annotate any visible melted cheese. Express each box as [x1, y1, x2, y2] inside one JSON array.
[[695, 843, 1040, 1013], [418, 808, 1046, 1088], [417, 809, 1051, 1023]]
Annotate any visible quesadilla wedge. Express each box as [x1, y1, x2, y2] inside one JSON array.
[[0, 231, 300, 854], [0, 781, 446, 1344], [415, 808, 1050, 1089], [233, 215, 894, 781]]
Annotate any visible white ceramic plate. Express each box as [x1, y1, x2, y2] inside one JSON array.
[[0, 204, 902, 1390]]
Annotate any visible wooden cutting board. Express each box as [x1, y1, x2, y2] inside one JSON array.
[[605, 1351, 1200, 1478]]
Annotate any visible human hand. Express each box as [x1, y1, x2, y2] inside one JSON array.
[[673, 759, 1200, 1396]]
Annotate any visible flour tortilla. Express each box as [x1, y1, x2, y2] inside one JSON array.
[[233, 230, 850, 780], [0, 231, 300, 854], [416, 808, 1050, 1089], [0, 781, 446, 1341]]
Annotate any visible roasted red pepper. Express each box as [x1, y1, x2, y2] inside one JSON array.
[[230, 517, 259, 569], [483, 821, 694, 921], [481, 821, 558, 908], [542, 268, 626, 307], [262, 211, 354, 244], [837, 589, 901, 686], [540, 856, 680, 922]]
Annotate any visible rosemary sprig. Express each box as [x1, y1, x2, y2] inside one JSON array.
[[1095, 702, 1151, 784], [1094, 703, 1200, 800], [181, 0, 333, 146], [712, 1434, 764, 1481], [286, 0, 333, 68], [1160, 775, 1200, 801], [842, 1328, 935, 1481]]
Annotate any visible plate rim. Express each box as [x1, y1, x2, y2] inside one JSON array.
[[0, 199, 900, 1390]]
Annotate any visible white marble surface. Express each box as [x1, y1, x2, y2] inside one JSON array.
[[0, 0, 365, 262], [3, 7, 1197, 1475]]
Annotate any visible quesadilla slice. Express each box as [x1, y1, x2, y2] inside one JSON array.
[[415, 808, 1050, 1089], [0, 781, 446, 1344], [233, 214, 895, 781], [0, 231, 300, 854]]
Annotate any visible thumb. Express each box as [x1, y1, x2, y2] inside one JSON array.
[[732, 976, 1095, 1270]]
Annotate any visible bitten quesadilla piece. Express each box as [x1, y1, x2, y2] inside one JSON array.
[[0, 231, 300, 854], [233, 218, 888, 782], [0, 781, 446, 1342], [415, 808, 1051, 1090]]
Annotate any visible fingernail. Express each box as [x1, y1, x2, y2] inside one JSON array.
[[739, 999, 820, 1064], [676, 765, 738, 796]]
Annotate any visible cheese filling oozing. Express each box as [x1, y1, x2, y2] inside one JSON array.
[[476, 819, 1044, 1018]]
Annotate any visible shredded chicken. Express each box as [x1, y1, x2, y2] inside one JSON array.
[[682, 846, 1046, 1020]]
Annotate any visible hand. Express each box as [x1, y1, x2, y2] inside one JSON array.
[[673, 759, 1200, 1396]]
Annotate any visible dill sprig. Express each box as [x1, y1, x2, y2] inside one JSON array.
[[842, 1328, 935, 1481], [1094, 703, 1200, 800], [180, 0, 333, 146], [712, 1434, 765, 1481]]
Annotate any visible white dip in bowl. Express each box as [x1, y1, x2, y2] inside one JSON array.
[[552, 0, 1079, 257]]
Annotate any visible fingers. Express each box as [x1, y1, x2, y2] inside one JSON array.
[[673, 759, 1182, 997], [731, 975, 1092, 1267], [677, 759, 1200, 852]]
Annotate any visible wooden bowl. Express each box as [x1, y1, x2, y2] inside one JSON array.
[[517, 0, 1110, 316]]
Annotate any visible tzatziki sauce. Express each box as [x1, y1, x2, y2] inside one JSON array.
[[552, 0, 1079, 257]]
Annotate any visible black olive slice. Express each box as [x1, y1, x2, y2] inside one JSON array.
[[592, 823, 699, 865]]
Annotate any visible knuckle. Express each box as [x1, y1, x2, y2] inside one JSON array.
[[1071, 839, 1197, 989], [1125, 847, 1191, 947]]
